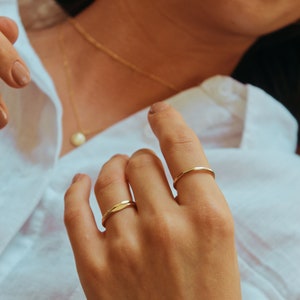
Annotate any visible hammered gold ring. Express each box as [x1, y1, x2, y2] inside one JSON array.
[[173, 166, 215, 189], [102, 200, 136, 227]]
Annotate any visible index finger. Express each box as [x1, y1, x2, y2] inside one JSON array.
[[148, 102, 218, 203], [0, 18, 30, 87]]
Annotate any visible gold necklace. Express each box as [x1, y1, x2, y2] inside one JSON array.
[[68, 18, 179, 93], [58, 26, 102, 146], [59, 18, 179, 147]]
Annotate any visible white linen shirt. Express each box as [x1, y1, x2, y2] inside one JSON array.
[[0, 1, 300, 299]]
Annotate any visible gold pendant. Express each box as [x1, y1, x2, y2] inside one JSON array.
[[70, 132, 86, 147]]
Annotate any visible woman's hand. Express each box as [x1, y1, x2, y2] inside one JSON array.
[[0, 16, 31, 129], [64, 102, 241, 300]]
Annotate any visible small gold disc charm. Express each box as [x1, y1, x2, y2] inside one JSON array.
[[70, 132, 86, 147]]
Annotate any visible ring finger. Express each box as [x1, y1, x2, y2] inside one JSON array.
[[94, 154, 137, 235]]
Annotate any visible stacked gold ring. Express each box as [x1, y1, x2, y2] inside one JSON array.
[[102, 200, 136, 227]]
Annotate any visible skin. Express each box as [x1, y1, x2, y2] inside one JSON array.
[[65, 102, 241, 300], [0, 17, 31, 128], [0, 0, 300, 298], [2, 1, 300, 152]]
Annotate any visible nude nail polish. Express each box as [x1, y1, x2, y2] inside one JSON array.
[[72, 173, 83, 183], [11, 61, 31, 86], [149, 101, 170, 114]]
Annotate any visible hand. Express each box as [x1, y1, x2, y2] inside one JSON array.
[[64, 102, 241, 300], [0, 17, 31, 129]]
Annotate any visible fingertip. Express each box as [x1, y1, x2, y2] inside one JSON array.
[[11, 60, 31, 87], [72, 173, 85, 184], [0, 108, 8, 129], [65, 173, 91, 201], [0, 27, 31, 88], [0, 96, 8, 129], [64, 174, 93, 230], [149, 101, 171, 115], [64, 173, 101, 257], [147, 101, 182, 137], [0, 17, 19, 44]]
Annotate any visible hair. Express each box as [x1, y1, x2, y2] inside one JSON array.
[[232, 23, 300, 144], [54, 0, 94, 16]]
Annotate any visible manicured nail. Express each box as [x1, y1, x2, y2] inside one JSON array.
[[0, 106, 8, 128], [72, 173, 83, 183], [149, 101, 170, 114], [110, 154, 129, 160], [11, 61, 31, 86]]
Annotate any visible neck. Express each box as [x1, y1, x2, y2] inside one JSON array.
[[73, 0, 256, 90], [27, 0, 260, 155]]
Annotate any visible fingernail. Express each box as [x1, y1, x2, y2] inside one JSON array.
[[11, 61, 31, 86], [110, 154, 129, 160], [149, 101, 170, 114], [72, 173, 83, 183], [0, 106, 8, 128]]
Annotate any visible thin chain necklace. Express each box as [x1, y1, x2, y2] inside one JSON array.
[[58, 18, 179, 147], [59, 27, 101, 146]]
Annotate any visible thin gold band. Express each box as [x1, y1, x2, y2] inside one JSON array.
[[102, 200, 136, 227], [173, 167, 215, 189]]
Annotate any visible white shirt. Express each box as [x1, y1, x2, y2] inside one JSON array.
[[0, 1, 299, 299]]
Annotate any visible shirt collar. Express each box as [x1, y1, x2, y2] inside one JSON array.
[[167, 76, 298, 153]]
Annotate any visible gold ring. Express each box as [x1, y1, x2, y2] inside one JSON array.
[[173, 166, 215, 189], [102, 200, 136, 227]]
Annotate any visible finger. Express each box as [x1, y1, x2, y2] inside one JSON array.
[[0, 17, 19, 44], [64, 174, 103, 260], [94, 155, 137, 235], [0, 22, 31, 87], [148, 102, 220, 204], [0, 95, 8, 129], [126, 149, 176, 214]]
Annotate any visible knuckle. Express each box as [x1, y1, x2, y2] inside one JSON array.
[[94, 155, 128, 195], [64, 187, 73, 200], [145, 214, 176, 247], [161, 126, 196, 153], [107, 237, 140, 270], [84, 260, 106, 283], [94, 173, 124, 195], [64, 207, 82, 226], [195, 204, 235, 239], [126, 149, 159, 172], [77, 259, 107, 291]]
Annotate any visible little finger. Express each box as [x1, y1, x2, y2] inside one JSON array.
[[64, 174, 103, 260]]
